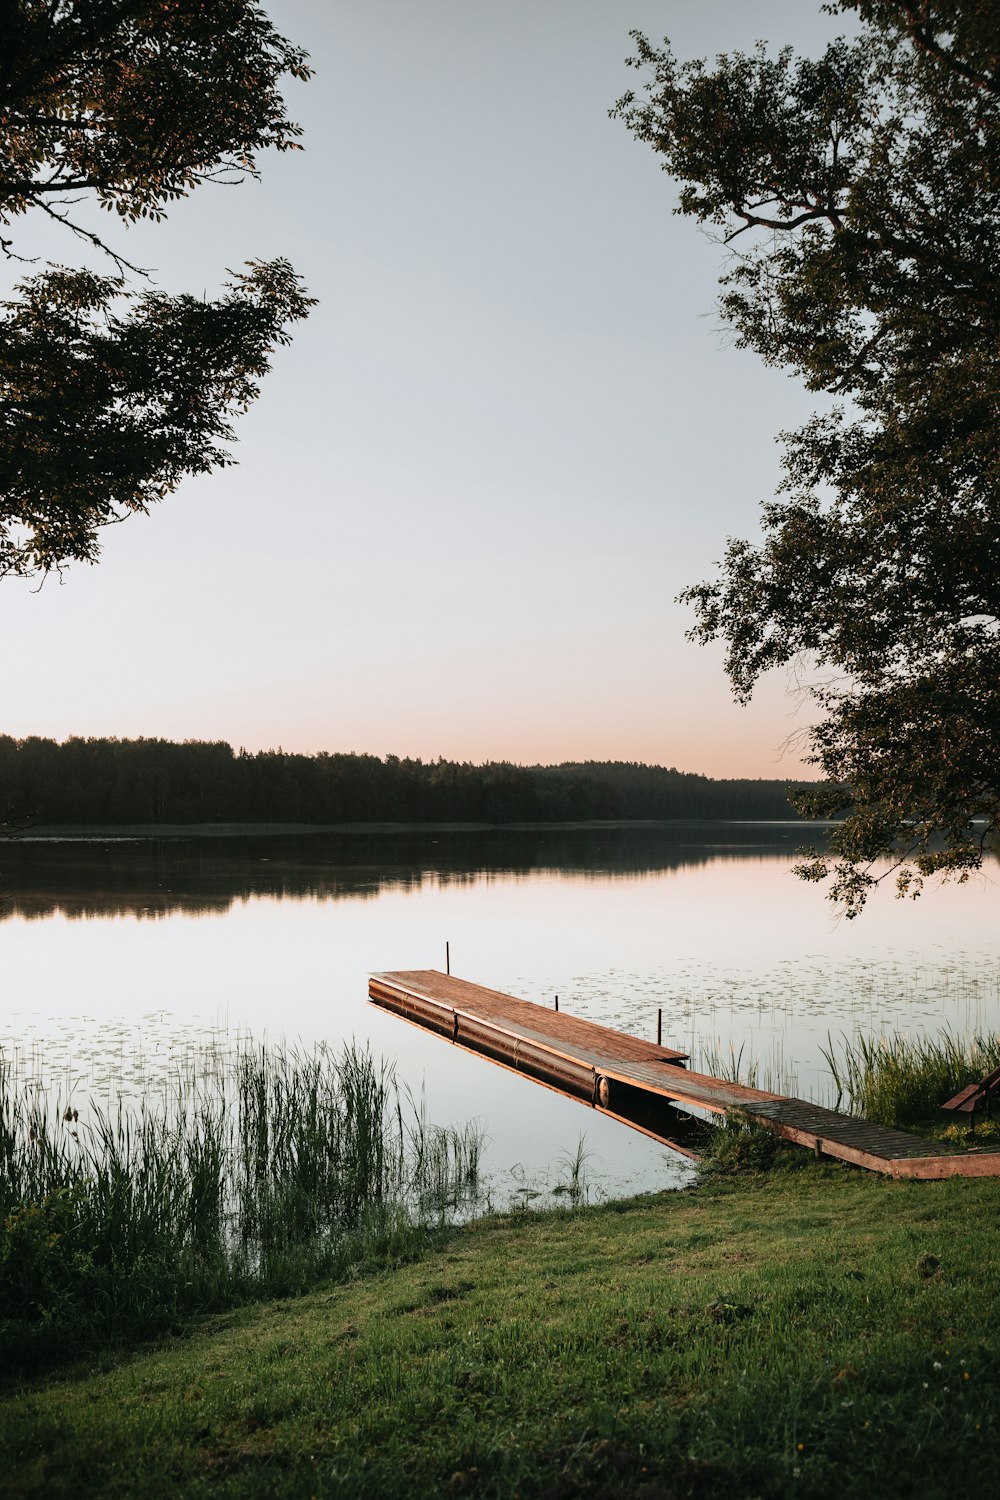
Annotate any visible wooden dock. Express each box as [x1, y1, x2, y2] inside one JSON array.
[[369, 970, 1000, 1179]]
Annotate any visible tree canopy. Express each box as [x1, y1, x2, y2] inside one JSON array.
[[0, 1, 313, 578], [614, 0, 1000, 914], [0, 735, 807, 826]]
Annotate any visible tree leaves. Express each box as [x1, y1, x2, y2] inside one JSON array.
[[0, 1, 311, 233], [0, 2, 313, 577], [617, 1, 1000, 911], [0, 260, 313, 576]]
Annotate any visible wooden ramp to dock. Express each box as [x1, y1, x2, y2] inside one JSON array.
[[369, 970, 1000, 1179]]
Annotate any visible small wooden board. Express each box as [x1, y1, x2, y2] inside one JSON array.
[[942, 1064, 1000, 1117]]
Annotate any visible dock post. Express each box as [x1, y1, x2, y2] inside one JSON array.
[[554, 994, 559, 1012], [446, 941, 450, 975], [657, 1008, 662, 1047]]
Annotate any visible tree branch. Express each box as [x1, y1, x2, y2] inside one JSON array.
[[32, 197, 150, 276], [1, 175, 106, 198], [724, 203, 843, 241], [896, 2, 1000, 96]]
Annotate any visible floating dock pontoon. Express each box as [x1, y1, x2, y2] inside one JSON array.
[[369, 970, 1000, 1179]]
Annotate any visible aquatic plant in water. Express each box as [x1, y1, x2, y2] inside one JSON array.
[[552, 1133, 594, 1206], [0, 1040, 483, 1361], [822, 1029, 1000, 1128]]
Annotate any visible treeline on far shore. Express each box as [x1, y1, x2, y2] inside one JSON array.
[[0, 735, 811, 827]]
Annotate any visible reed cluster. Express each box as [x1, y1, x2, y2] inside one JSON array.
[[822, 1029, 1000, 1127], [0, 1041, 482, 1368], [693, 1039, 793, 1097]]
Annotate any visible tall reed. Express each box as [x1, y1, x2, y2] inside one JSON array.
[[552, 1133, 593, 1206], [400, 1082, 483, 1216], [693, 1039, 793, 1096], [821, 1029, 1000, 1127], [0, 1041, 482, 1367]]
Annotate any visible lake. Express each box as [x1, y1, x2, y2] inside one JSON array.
[[3, 823, 999, 1207]]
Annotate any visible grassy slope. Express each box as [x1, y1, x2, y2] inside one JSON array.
[[3, 1160, 1000, 1499]]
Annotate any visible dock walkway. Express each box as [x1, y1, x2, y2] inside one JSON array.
[[369, 970, 1000, 1179]]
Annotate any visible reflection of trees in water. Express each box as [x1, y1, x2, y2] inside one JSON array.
[[0, 824, 823, 922]]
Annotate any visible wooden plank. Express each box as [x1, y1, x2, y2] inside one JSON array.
[[371, 971, 702, 1156], [753, 1098, 951, 1158], [373, 970, 690, 1064], [942, 1064, 1000, 1114], [941, 1084, 981, 1113], [887, 1151, 1000, 1180], [760, 1119, 908, 1176], [371, 974, 789, 1113], [368, 970, 1000, 1180], [606, 1062, 782, 1110]]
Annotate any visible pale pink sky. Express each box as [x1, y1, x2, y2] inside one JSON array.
[[2, 2, 845, 778]]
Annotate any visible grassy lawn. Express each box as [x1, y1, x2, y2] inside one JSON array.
[[3, 1154, 999, 1499]]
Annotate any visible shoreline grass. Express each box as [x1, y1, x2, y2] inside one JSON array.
[[0, 1041, 482, 1379], [6, 1021, 998, 1385], [6, 1028, 1000, 1493], [822, 1028, 1000, 1129], [2, 1157, 999, 1498]]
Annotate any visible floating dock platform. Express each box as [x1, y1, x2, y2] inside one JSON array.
[[369, 970, 1000, 1179]]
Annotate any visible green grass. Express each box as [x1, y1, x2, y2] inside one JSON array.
[[0, 1041, 482, 1374], [6, 1028, 1000, 1495], [822, 1028, 1000, 1129], [2, 1156, 999, 1498]]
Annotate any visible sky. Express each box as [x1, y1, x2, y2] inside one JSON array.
[[1, 1, 852, 778]]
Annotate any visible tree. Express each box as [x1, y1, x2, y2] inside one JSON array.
[[0, 1, 314, 579], [614, 1, 1000, 914]]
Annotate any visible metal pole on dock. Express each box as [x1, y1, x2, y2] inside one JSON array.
[[554, 995, 559, 1012], [657, 1008, 662, 1047], [446, 941, 450, 975]]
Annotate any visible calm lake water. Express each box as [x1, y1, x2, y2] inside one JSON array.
[[3, 823, 999, 1206]]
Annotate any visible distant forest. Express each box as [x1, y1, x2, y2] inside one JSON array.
[[0, 736, 812, 826]]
